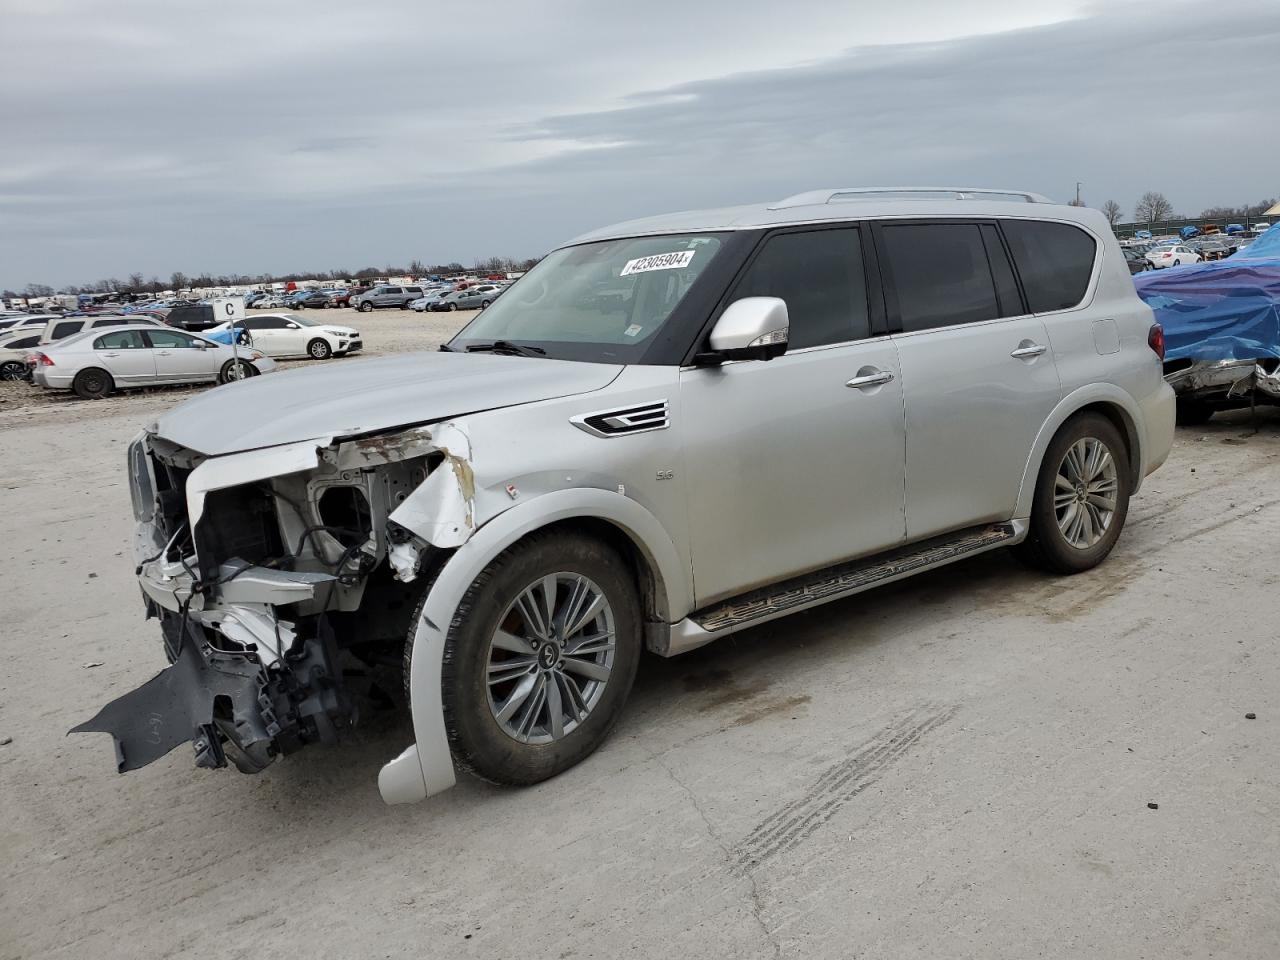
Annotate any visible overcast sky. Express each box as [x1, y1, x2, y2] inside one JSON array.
[[3, 0, 1278, 289]]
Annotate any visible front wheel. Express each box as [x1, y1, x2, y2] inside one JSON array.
[[218, 358, 254, 383], [447, 302, 457, 311], [359, 301, 374, 312], [1015, 412, 1130, 574], [425, 532, 643, 786], [307, 338, 332, 360]]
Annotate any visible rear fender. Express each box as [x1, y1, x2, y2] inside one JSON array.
[[1013, 384, 1147, 518]]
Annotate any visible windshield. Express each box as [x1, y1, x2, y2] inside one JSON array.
[[449, 233, 727, 362]]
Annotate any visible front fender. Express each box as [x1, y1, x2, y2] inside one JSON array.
[[1013, 383, 1150, 519], [378, 488, 690, 805]]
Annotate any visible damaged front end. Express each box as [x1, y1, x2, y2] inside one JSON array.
[[72, 422, 476, 777]]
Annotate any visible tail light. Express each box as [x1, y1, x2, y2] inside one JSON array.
[[1148, 323, 1165, 361], [33, 352, 54, 366]]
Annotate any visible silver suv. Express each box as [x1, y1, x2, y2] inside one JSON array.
[[75, 187, 1174, 804], [351, 284, 423, 311]]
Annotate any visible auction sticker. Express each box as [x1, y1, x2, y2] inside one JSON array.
[[620, 250, 695, 276]]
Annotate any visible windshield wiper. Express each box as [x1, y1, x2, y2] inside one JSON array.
[[464, 340, 546, 358]]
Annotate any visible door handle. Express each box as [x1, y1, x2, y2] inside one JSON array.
[[1010, 343, 1047, 359], [846, 369, 895, 389], [102, 352, 119, 357], [157, 350, 172, 356]]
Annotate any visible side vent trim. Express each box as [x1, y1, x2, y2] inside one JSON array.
[[571, 400, 670, 438]]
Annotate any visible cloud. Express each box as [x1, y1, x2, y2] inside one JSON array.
[[1, 0, 1276, 288]]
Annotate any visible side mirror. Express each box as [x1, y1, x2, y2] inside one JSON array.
[[194, 340, 209, 349], [700, 297, 789, 364], [285, 322, 298, 329]]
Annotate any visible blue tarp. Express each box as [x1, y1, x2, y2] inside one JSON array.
[[1134, 225, 1280, 362]]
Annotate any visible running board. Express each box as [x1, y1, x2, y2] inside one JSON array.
[[659, 521, 1024, 657]]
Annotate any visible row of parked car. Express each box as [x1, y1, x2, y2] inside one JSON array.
[[1118, 233, 1261, 273], [0, 308, 361, 398], [247, 280, 511, 313]]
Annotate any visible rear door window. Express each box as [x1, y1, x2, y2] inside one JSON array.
[[728, 227, 870, 349], [95, 330, 148, 350], [52, 321, 84, 339], [1001, 220, 1097, 313], [879, 223, 1001, 332]]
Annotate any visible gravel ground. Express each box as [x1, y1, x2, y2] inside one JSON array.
[[2, 329, 1279, 959]]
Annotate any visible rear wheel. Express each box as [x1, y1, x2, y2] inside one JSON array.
[[0, 360, 28, 381], [423, 532, 643, 786], [1175, 397, 1215, 425], [1015, 412, 1130, 574], [307, 338, 332, 360], [447, 302, 458, 311], [73, 367, 114, 400]]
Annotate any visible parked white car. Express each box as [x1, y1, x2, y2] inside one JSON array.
[[29, 324, 276, 398], [208, 312, 362, 360], [1146, 245, 1201, 268], [251, 294, 289, 309], [37, 313, 164, 345]]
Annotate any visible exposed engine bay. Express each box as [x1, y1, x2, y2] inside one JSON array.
[[72, 422, 476, 774]]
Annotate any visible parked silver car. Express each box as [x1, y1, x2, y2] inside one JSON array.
[[30, 324, 277, 399], [75, 187, 1174, 805]]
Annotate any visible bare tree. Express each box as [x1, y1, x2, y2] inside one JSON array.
[[24, 283, 55, 297], [170, 271, 189, 291], [127, 272, 145, 292], [1134, 191, 1173, 225], [1101, 200, 1123, 227]]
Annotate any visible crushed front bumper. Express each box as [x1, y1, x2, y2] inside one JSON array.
[[72, 601, 351, 774]]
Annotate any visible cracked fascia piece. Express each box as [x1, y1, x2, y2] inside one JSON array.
[[387, 422, 476, 549]]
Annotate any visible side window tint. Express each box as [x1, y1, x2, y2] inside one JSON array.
[[729, 228, 869, 349], [980, 224, 1023, 317], [95, 330, 146, 350], [1002, 220, 1097, 312], [881, 224, 1000, 332], [52, 322, 82, 339]]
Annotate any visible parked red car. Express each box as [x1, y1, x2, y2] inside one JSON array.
[[330, 286, 369, 307]]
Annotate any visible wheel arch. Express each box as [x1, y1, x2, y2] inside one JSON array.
[[1014, 385, 1145, 519], [382, 488, 689, 805]]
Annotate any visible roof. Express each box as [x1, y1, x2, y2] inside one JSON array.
[[565, 187, 1094, 246]]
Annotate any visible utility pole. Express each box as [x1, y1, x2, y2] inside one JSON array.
[[1075, 181, 1082, 206]]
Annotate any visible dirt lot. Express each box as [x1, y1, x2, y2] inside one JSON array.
[[2, 314, 1279, 959]]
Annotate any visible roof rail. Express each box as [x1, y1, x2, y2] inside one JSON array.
[[768, 187, 1053, 210]]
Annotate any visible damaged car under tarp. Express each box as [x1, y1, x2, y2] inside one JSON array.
[[1135, 225, 1280, 422]]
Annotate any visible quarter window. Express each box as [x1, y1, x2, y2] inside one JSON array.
[[95, 330, 147, 350], [52, 321, 83, 339], [1002, 220, 1097, 313], [880, 223, 1001, 332], [729, 228, 869, 349]]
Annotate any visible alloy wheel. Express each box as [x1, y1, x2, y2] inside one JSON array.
[[1054, 437, 1119, 549], [486, 573, 615, 744]]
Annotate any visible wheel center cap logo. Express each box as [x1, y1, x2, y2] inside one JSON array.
[[538, 643, 558, 669]]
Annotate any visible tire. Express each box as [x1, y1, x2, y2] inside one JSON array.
[[218, 358, 254, 384], [401, 301, 410, 310], [447, 302, 457, 311], [421, 532, 643, 786], [1175, 397, 1215, 426], [307, 338, 332, 360], [359, 301, 374, 312], [1014, 412, 1130, 575], [73, 367, 114, 400], [0, 359, 28, 381], [1173, 259, 1181, 266], [480, 299, 491, 309]]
